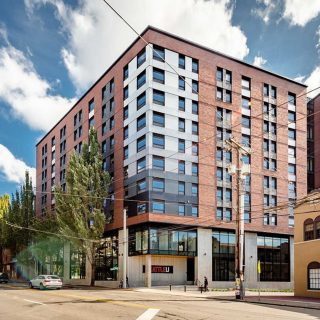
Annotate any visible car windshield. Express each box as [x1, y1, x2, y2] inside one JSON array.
[[46, 276, 60, 279]]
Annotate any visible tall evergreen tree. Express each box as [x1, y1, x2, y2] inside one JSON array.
[[54, 128, 110, 285]]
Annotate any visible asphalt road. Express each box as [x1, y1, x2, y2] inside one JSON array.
[[0, 284, 319, 320]]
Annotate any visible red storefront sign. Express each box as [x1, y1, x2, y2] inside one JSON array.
[[151, 265, 173, 273]]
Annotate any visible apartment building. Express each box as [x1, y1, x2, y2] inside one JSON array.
[[36, 26, 307, 288], [294, 191, 320, 298]]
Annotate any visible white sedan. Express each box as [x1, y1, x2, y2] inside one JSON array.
[[29, 275, 62, 290]]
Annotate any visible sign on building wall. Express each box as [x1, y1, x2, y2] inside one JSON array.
[[142, 265, 173, 273]]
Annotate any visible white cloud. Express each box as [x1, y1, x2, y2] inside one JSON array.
[[303, 66, 320, 98], [0, 32, 76, 132], [283, 0, 320, 26], [254, 0, 320, 27], [25, 0, 249, 92], [0, 144, 36, 185], [253, 55, 267, 67]]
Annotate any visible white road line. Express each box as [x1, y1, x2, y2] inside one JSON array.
[[136, 308, 160, 320], [23, 299, 46, 306]]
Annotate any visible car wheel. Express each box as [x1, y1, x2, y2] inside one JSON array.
[[29, 282, 33, 289], [39, 283, 44, 290]]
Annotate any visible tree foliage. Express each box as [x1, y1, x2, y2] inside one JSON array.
[[54, 128, 110, 285]]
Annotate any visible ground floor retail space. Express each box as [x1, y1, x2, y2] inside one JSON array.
[[57, 225, 294, 290]]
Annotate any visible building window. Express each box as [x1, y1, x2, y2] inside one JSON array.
[[216, 87, 223, 100], [191, 206, 198, 217], [257, 235, 290, 282], [192, 59, 199, 73], [216, 67, 223, 81], [153, 89, 165, 105], [110, 135, 115, 149], [178, 54, 185, 69], [242, 97, 250, 110], [288, 128, 296, 140], [153, 111, 165, 127], [288, 92, 296, 105], [308, 262, 320, 290], [137, 91, 146, 110], [288, 164, 296, 175], [192, 163, 198, 176], [152, 200, 165, 213], [137, 48, 146, 68], [225, 70, 232, 84], [241, 77, 250, 90], [271, 86, 277, 99], [192, 80, 198, 94], [89, 99, 95, 113], [178, 160, 185, 174], [179, 76, 185, 90], [137, 135, 146, 152], [124, 106, 128, 120], [123, 64, 129, 80], [153, 133, 165, 149], [137, 113, 146, 131], [109, 116, 114, 130], [304, 218, 314, 241], [153, 156, 165, 170], [212, 230, 235, 281], [263, 84, 269, 96], [178, 118, 185, 132], [123, 86, 129, 100], [137, 70, 146, 89], [153, 67, 165, 84], [179, 97, 185, 111], [178, 181, 185, 195], [242, 115, 250, 129], [192, 122, 198, 135], [178, 204, 185, 216], [178, 139, 185, 153], [153, 45, 165, 61], [137, 157, 146, 173], [102, 140, 107, 154], [124, 146, 128, 160], [192, 184, 198, 197], [192, 100, 198, 115], [192, 142, 198, 156], [123, 126, 129, 140], [137, 203, 147, 214], [137, 179, 146, 193]]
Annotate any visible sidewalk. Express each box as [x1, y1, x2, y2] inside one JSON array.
[[135, 287, 320, 310]]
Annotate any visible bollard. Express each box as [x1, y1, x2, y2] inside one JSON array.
[[169, 284, 171, 291], [184, 285, 186, 292]]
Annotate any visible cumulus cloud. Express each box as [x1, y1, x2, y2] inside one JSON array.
[[0, 31, 76, 132], [25, 0, 249, 92], [303, 66, 320, 98], [253, 55, 267, 67], [254, 0, 320, 27], [283, 0, 320, 26], [0, 144, 36, 185]]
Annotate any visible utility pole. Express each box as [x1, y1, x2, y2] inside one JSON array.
[[122, 208, 127, 289], [226, 138, 250, 300]]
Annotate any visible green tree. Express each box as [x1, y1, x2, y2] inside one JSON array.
[[54, 128, 110, 285], [1, 172, 34, 277], [0, 194, 10, 272]]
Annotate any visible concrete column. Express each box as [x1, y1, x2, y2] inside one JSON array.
[[196, 228, 212, 286], [63, 242, 71, 283], [145, 254, 152, 288], [118, 229, 124, 284], [244, 232, 257, 288]]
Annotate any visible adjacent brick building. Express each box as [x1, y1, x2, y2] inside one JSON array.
[[36, 26, 307, 288]]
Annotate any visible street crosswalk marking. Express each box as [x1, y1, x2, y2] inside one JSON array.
[[136, 308, 160, 320], [23, 299, 46, 305]]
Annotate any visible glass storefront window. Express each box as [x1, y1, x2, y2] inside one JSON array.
[[70, 245, 86, 279], [212, 230, 235, 281], [129, 226, 197, 256], [257, 235, 290, 282]]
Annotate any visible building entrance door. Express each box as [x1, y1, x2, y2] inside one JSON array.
[[187, 258, 195, 282]]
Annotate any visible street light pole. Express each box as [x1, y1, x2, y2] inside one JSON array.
[[122, 208, 127, 289]]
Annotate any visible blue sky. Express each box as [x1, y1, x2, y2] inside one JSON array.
[[0, 0, 320, 197]]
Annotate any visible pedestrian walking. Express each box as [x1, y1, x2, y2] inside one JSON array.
[[204, 276, 208, 292], [126, 276, 129, 288]]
